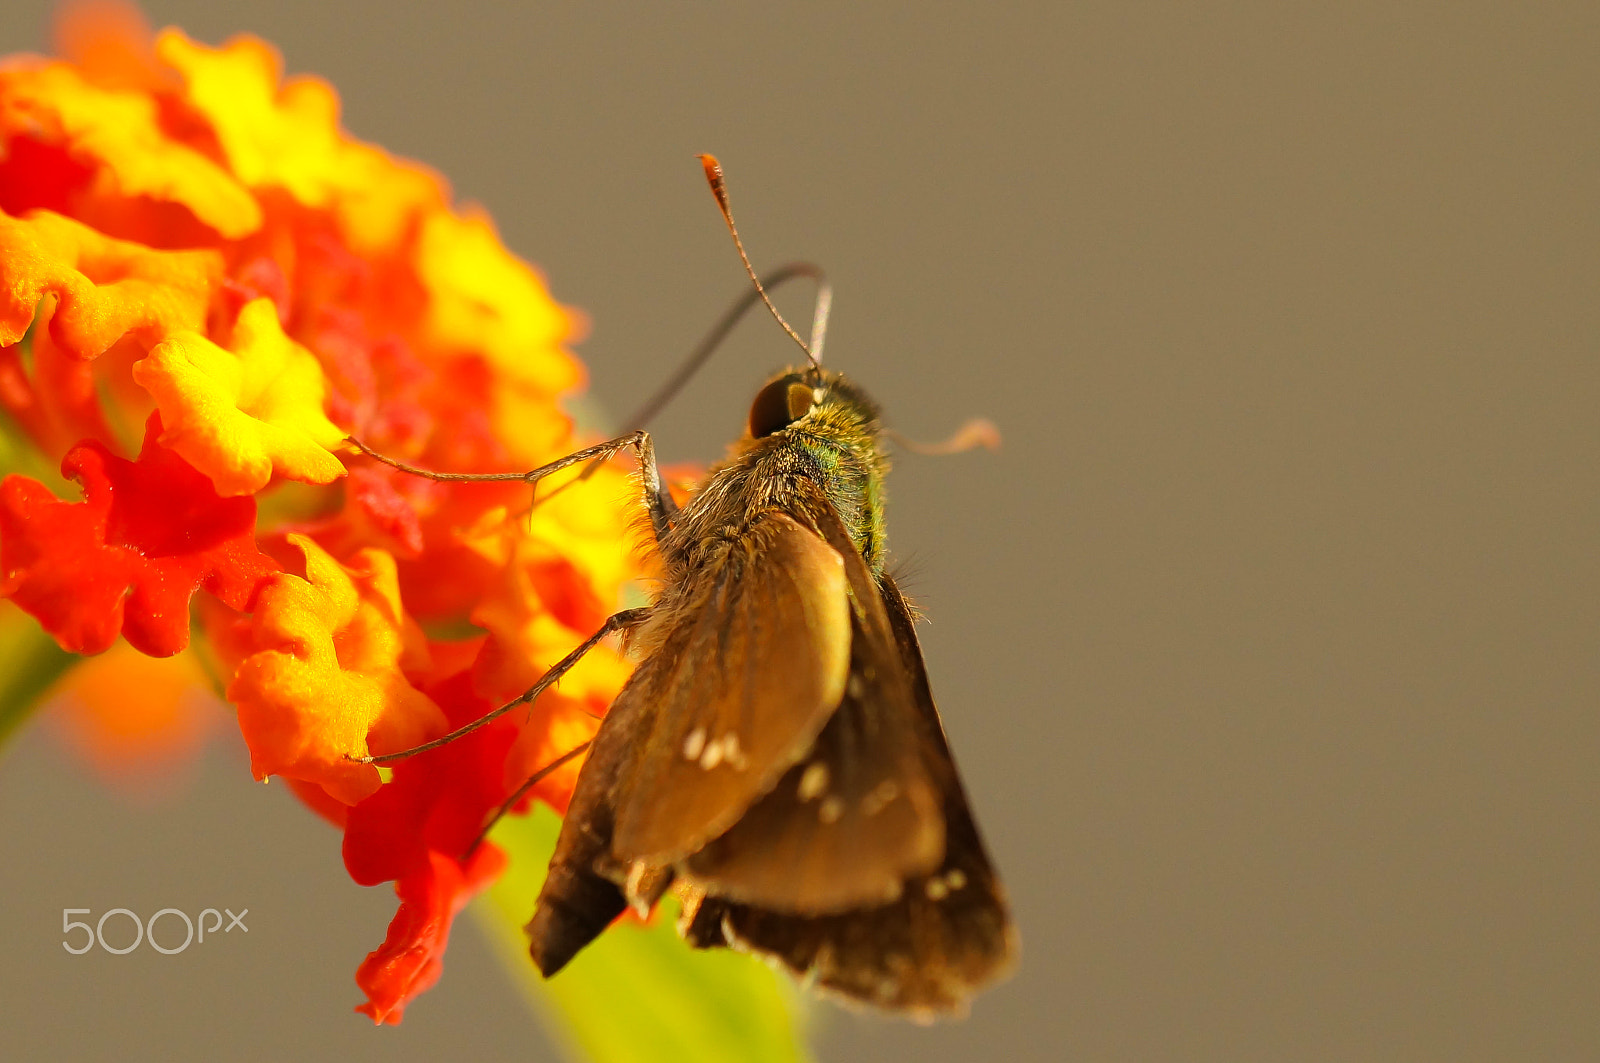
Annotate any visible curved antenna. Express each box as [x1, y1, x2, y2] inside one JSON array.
[[620, 262, 831, 432], [698, 154, 822, 375]]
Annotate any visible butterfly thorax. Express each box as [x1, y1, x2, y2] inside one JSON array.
[[657, 369, 890, 577]]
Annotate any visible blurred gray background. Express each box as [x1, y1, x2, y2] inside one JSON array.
[[2, 2, 1597, 1061]]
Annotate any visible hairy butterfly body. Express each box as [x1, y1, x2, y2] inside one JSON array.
[[527, 362, 1016, 1017], [359, 156, 1017, 1018]]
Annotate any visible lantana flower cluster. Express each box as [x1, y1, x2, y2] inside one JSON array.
[[0, 11, 645, 1022]]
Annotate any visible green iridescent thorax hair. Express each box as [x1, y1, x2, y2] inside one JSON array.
[[661, 368, 891, 576]]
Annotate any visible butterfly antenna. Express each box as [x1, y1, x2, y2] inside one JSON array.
[[620, 262, 831, 433], [698, 154, 824, 375]]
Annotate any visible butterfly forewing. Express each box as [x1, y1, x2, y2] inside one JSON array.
[[681, 484, 944, 910], [532, 507, 857, 972], [611, 511, 853, 866], [683, 597, 943, 911], [526, 630, 659, 975]]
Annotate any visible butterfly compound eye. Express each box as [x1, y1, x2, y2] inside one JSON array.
[[749, 378, 817, 437]]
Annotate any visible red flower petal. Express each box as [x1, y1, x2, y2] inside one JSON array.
[[0, 414, 279, 655], [353, 843, 507, 1026], [342, 669, 513, 886]]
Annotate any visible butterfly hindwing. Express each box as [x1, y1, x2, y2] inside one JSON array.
[[681, 569, 1017, 1018]]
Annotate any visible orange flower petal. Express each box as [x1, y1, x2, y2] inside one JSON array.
[[524, 461, 646, 599], [228, 534, 447, 805], [501, 692, 600, 816], [325, 140, 448, 259], [473, 600, 633, 710], [450, 462, 641, 698], [487, 381, 579, 468], [53, 1, 171, 95], [0, 207, 220, 356], [132, 296, 348, 495], [0, 57, 261, 238], [0, 295, 117, 455]]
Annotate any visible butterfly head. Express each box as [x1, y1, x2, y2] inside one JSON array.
[[747, 367, 881, 443]]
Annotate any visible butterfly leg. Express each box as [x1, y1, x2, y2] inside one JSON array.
[[347, 430, 677, 544], [355, 605, 652, 765], [618, 429, 677, 545], [462, 741, 594, 858]]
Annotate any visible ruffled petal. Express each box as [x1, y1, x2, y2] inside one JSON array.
[[353, 844, 507, 1025], [227, 534, 447, 804], [133, 296, 348, 495], [413, 207, 583, 394], [0, 416, 279, 656], [154, 29, 445, 257], [0, 206, 221, 355], [344, 665, 521, 1022], [0, 57, 261, 238], [463, 471, 642, 706]]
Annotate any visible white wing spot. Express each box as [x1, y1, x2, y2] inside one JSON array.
[[924, 878, 949, 901], [818, 795, 844, 824], [861, 779, 900, 816], [700, 739, 724, 770], [847, 674, 866, 700], [722, 733, 747, 769], [682, 728, 706, 761], [625, 862, 653, 916], [798, 762, 830, 801], [945, 868, 968, 891]]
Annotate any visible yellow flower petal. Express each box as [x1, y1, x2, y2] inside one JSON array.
[[132, 297, 348, 496], [0, 207, 220, 355], [461, 484, 640, 705], [414, 207, 583, 392], [155, 31, 340, 209], [0, 57, 262, 238], [154, 29, 444, 257], [525, 461, 646, 600], [327, 139, 448, 259]]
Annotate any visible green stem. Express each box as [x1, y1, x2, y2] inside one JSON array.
[[0, 617, 77, 753], [474, 802, 812, 1063]]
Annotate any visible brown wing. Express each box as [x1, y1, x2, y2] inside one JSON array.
[[610, 510, 853, 866], [526, 617, 660, 975], [682, 500, 944, 912], [532, 505, 860, 974], [681, 573, 1018, 1019]]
